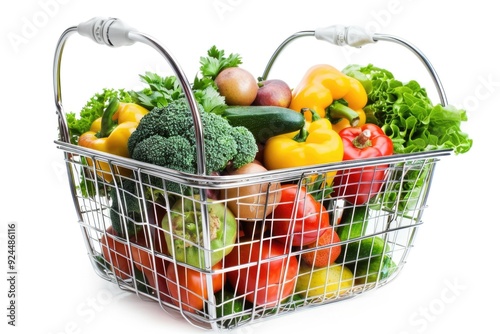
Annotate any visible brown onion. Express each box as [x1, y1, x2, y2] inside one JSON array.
[[221, 162, 281, 221]]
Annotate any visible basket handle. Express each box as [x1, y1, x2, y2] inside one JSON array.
[[260, 25, 448, 106], [53, 17, 207, 175]]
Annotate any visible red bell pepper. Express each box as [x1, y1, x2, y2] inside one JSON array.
[[271, 184, 330, 247], [334, 123, 393, 205]]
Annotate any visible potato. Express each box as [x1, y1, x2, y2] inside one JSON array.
[[221, 162, 281, 221]]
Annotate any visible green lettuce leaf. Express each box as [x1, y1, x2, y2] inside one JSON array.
[[343, 64, 473, 155]]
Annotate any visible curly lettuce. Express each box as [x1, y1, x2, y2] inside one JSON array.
[[343, 64, 472, 155]]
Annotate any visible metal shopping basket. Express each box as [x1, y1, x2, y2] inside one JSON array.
[[53, 17, 452, 331]]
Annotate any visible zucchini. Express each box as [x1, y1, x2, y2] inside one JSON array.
[[222, 106, 305, 143]]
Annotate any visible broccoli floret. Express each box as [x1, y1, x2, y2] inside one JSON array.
[[128, 99, 201, 155], [230, 126, 259, 169], [128, 100, 258, 191], [128, 104, 174, 154], [199, 111, 239, 173], [131, 134, 196, 194], [132, 134, 196, 172]]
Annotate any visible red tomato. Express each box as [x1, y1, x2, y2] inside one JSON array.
[[225, 238, 299, 307], [166, 261, 225, 313], [100, 226, 133, 279], [271, 184, 330, 247]]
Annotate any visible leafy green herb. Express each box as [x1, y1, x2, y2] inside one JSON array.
[[343, 64, 473, 155], [129, 71, 226, 115], [198, 45, 242, 80], [130, 46, 241, 115], [129, 72, 183, 109], [193, 83, 226, 115]]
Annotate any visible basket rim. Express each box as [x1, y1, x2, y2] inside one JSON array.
[[55, 139, 452, 188]]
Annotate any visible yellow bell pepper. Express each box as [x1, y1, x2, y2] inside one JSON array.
[[263, 109, 344, 183], [78, 97, 149, 182], [289, 64, 367, 128]]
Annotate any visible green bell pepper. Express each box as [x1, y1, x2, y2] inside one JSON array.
[[162, 196, 237, 269]]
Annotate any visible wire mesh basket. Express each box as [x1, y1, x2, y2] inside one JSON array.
[[53, 18, 452, 331]]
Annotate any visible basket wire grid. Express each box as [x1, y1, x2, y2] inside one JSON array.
[[53, 18, 452, 331]]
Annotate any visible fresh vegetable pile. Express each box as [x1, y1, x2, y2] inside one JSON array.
[[66, 46, 472, 328]]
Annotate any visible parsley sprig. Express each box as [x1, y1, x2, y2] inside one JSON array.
[[130, 46, 242, 114], [198, 45, 242, 80]]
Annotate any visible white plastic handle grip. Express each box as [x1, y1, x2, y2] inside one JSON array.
[[314, 25, 374, 47], [76, 17, 136, 47]]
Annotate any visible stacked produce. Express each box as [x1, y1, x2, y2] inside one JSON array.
[[66, 46, 472, 327]]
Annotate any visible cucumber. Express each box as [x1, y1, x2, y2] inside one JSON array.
[[351, 254, 397, 285], [343, 236, 388, 263], [337, 205, 369, 241], [215, 288, 250, 328], [222, 106, 305, 143], [337, 204, 369, 262], [337, 204, 397, 284]]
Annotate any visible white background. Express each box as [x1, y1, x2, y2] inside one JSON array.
[[2, 0, 498, 333]]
